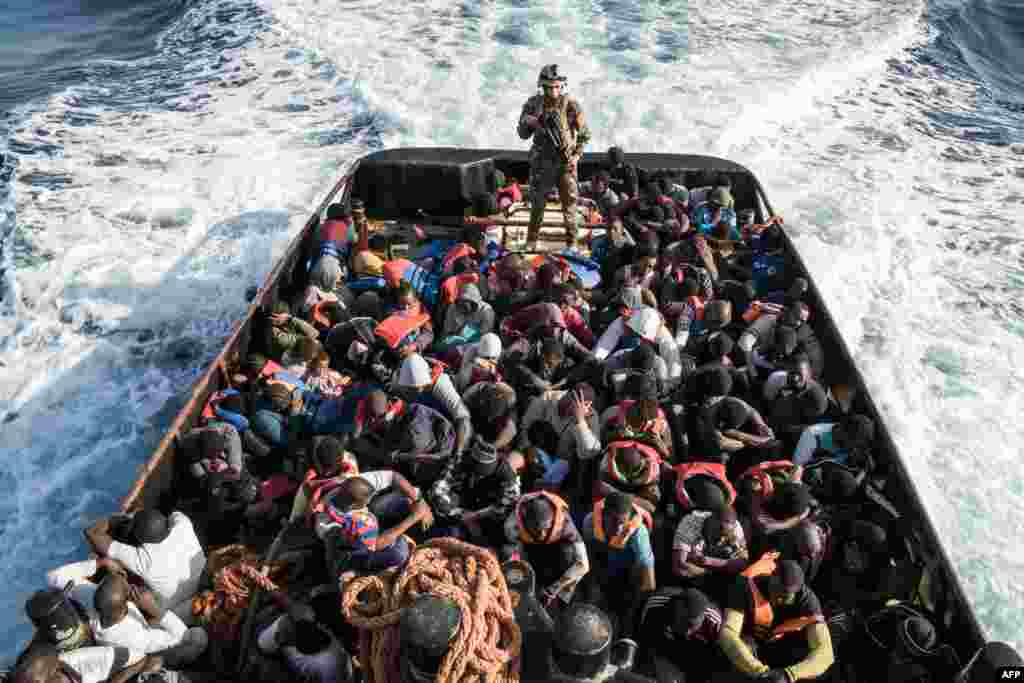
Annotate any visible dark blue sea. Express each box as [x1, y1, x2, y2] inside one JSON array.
[[1, 0, 1023, 667]]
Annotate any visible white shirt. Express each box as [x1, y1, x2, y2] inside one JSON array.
[[107, 512, 206, 610], [46, 558, 189, 654], [92, 604, 188, 654], [59, 646, 144, 683], [258, 614, 348, 683]]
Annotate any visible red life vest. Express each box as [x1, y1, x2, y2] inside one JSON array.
[[497, 183, 523, 205], [310, 300, 335, 330], [375, 311, 432, 349], [592, 498, 652, 549], [258, 359, 285, 378], [200, 388, 238, 424], [602, 440, 661, 488], [320, 218, 351, 244], [673, 462, 737, 511], [741, 551, 824, 642], [516, 491, 569, 545], [441, 243, 477, 275], [739, 460, 797, 498], [440, 272, 481, 306]]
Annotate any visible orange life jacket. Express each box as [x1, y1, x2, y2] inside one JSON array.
[[609, 400, 669, 437], [375, 311, 432, 350], [310, 300, 336, 330], [516, 491, 569, 545], [440, 272, 481, 306], [741, 551, 824, 642], [603, 440, 661, 488], [739, 460, 797, 498], [673, 462, 737, 511], [592, 498, 652, 549]]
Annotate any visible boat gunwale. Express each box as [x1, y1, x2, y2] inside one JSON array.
[[118, 170, 356, 513]]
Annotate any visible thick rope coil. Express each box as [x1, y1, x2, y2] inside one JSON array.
[[340, 537, 522, 683]]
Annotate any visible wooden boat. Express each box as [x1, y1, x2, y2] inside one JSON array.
[[111, 148, 1015, 680]]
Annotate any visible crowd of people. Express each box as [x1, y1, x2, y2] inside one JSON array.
[[14, 148, 970, 683]]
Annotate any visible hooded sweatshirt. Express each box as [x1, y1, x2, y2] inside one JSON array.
[[438, 283, 495, 349]]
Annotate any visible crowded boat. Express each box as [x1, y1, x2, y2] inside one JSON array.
[[9, 139, 1021, 683]]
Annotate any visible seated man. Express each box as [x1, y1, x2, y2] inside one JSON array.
[[375, 281, 434, 358], [549, 282, 595, 350], [13, 644, 162, 683], [315, 476, 432, 580], [663, 462, 737, 518], [518, 384, 602, 463], [302, 349, 348, 398], [792, 413, 875, 466], [393, 353, 472, 458], [578, 170, 620, 217], [351, 401, 454, 487], [690, 187, 737, 237], [606, 146, 639, 199], [463, 381, 518, 455], [281, 337, 323, 376], [85, 509, 206, 621], [693, 395, 775, 467], [265, 301, 320, 361], [455, 333, 503, 391], [429, 435, 521, 549], [256, 590, 354, 683], [592, 440, 663, 513], [636, 587, 730, 683], [717, 555, 834, 683], [45, 563, 207, 668], [604, 342, 669, 402], [503, 491, 590, 609], [748, 480, 813, 540], [180, 423, 244, 491], [309, 466, 427, 534], [435, 282, 494, 352], [580, 492, 657, 633], [506, 336, 574, 405], [601, 393, 672, 455], [594, 305, 682, 392], [671, 507, 749, 588]]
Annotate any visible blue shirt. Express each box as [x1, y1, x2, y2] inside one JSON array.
[[582, 512, 655, 579]]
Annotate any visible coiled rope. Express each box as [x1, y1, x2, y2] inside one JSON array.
[[340, 537, 522, 683]]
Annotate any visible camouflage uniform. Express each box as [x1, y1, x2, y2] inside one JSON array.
[[517, 67, 591, 247]]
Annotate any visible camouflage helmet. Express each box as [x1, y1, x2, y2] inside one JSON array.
[[538, 64, 567, 88]]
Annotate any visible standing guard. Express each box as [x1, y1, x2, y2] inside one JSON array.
[[517, 64, 591, 251]]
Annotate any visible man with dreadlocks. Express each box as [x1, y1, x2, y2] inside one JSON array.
[[517, 64, 591, 251]]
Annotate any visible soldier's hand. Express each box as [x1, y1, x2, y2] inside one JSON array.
[[523, 114, 541, 130]]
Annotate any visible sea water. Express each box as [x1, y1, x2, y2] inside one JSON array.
[[1, 0, 1022, 663]]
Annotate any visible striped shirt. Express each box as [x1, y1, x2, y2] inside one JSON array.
[[638, 588, 724, 645]]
